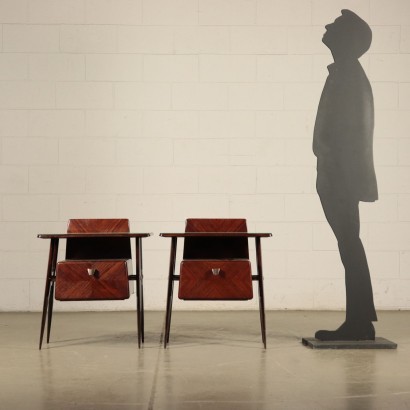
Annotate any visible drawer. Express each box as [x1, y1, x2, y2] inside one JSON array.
[[178, 260, 253, 300], [55, 260, 131, 301]]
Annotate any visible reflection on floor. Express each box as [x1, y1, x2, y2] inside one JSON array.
[[0, 311, 409, 409]]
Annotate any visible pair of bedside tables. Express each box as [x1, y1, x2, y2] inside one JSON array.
[[38, 218, 271, 350]]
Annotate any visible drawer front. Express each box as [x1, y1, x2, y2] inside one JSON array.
[[55, 260, 131, 301], [178, 260, 253, 300]]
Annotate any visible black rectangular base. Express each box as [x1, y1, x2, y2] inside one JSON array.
[[302, 337, 397, 349]]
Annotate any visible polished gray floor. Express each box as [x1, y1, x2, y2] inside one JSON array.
[[0, 311, 409, 409]]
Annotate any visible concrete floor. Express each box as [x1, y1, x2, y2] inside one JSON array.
[[0, 311, 409, 410]]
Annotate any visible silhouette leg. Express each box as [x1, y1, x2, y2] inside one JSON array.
[[315, 191, 376, 340], [340, 237, 377, 323]]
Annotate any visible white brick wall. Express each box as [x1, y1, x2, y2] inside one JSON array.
[[4, 25, 60, 52], [0, 0, 409, 312]]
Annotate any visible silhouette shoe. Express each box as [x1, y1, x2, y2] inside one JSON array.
[[315, 321, 375, 341]]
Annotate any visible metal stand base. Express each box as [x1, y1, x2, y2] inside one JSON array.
[[302, 337, 397, 350]]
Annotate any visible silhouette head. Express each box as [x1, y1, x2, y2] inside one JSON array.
[[323, 9, 372, 60]]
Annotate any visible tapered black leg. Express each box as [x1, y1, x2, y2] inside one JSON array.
[[39, 238, 59, 350], [164, 237, 177, 348], [140, 277, 144, 343], [165, 280, 174, 345], [135, 238, 142, 348], [135, 238, 145, 347], [46, 239, 59, 344], [256, 237, 267, 349], [46, 281, 55, 343], [139, 239, 144, 343], [136, 275, 141, 348], [39, 279, 51, 350]]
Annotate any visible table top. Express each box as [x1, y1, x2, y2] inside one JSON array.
[[160, 232, 272, 238], [38, 232, 271, 239], [37, 233, 152, 239]]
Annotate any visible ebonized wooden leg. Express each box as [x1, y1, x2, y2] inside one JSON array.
[[46, 281, 55, 343], [166, 280, 174, 345], [256, 237, 267, 349], [164, 237, 177, 348], [135, 238, 142, 348], [39, 279, 51, 350], [140, 277, 144, 343], [39, 238, 59, 350], [136, 276, 141, 348], [139, 239, 144, 343]]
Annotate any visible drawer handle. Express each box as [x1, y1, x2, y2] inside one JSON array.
[[87, 268, 97, 276], [211, 268, 220, 276]]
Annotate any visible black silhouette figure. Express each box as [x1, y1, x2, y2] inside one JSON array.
[[313, 10, 378, 341]]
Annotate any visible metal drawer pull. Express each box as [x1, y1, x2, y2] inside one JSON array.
[[212, 268, 220, 276], [87, 268, 96, 276]]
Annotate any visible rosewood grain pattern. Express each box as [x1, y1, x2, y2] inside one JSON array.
[[185, 218, 247, 233], [55, 260, 131, 301], [179, 260, 253, 300], [67, 219, 130, 233]]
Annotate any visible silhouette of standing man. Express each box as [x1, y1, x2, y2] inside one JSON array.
[[313, 10, 378, 340]]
